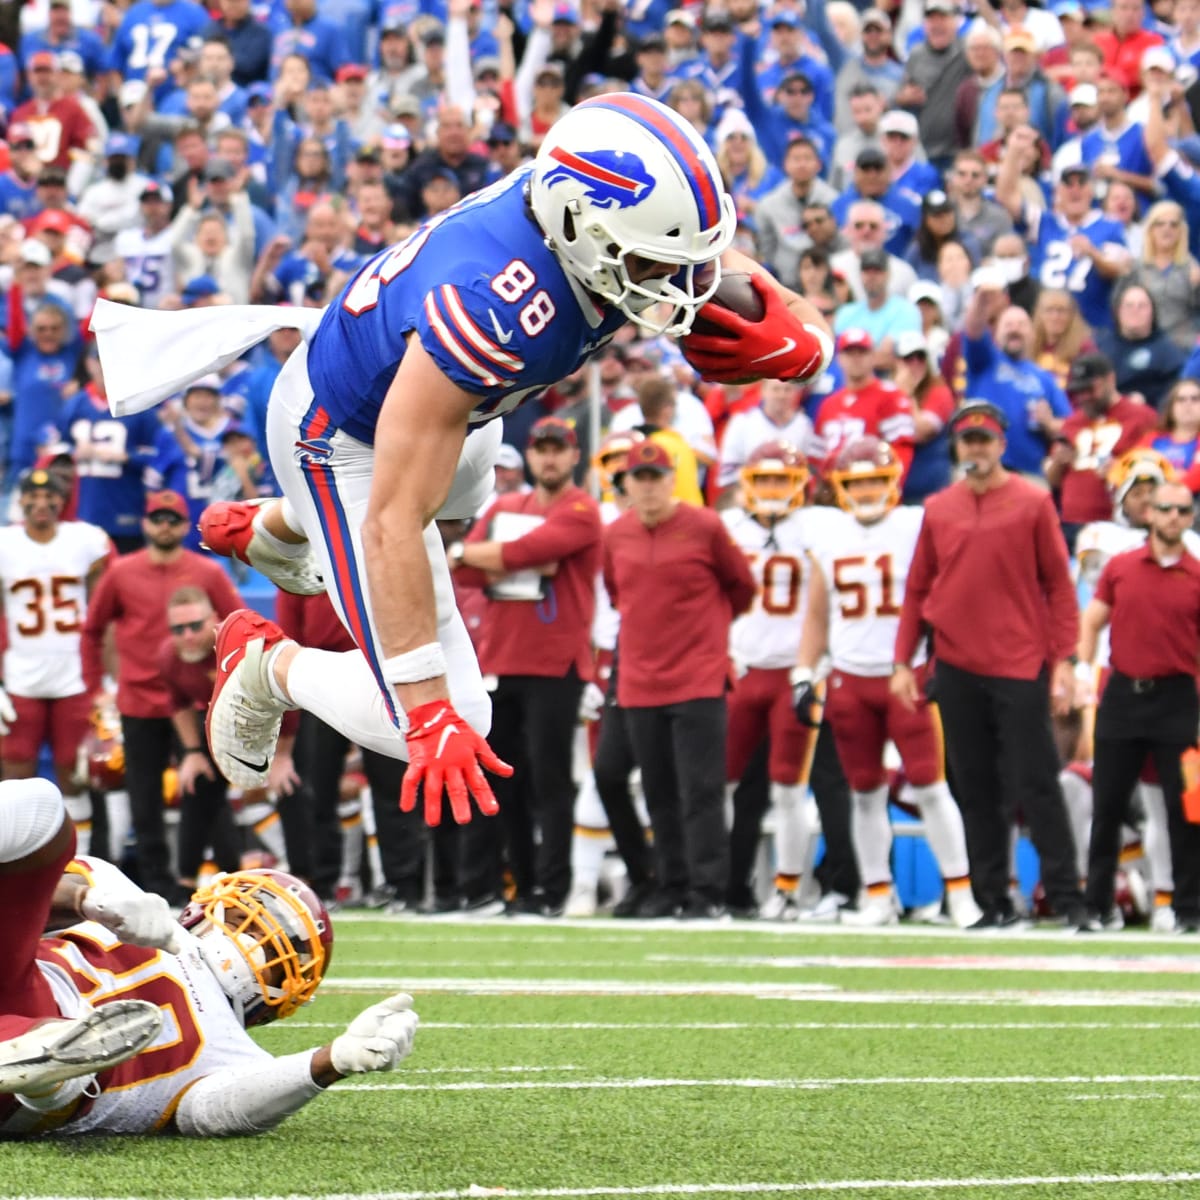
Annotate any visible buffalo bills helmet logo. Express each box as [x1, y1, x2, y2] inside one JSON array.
[[542, 146, 657, 209]]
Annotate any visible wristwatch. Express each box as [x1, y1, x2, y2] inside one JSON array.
[[447, 541, 465, 568]]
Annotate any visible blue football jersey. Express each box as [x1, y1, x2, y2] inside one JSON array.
[[1022, 206, 1127, 330], [308, 165, 628, 446]]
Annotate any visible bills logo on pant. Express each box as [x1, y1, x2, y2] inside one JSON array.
[[542, 147, 657, 208]]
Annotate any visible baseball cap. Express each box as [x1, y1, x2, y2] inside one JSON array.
[[666, 7, 696, 27], [527, 416, 578, 448], [909, 280, 943, 307], [28, 51, 57, 70], [861, 7, 891, 28], [336, 63, 368, 83], [246, 82, 273, 107], [7, 121, 34, 148], [895, 330, 929, 359], [495, 443, 524, 471], [140, 179, 173, 203], [1067, 351, 1114, 390], [181, 274, 221, 302], [487, 121, 517, 145], [219, 421, 254, 440], [473, 55, 501, 78], [1142, 45, 1177, 74], [19, 239, 51, 266], [32, 208, 72, 235], [204, 157, 235, 182], [425, 165, 459, 187], [923, 0, 958, 13], [771, 10, 802, 27], [702, 10, 734, 31], [18, 467, 67, 496], [880, 109, 919, 138], [57, 50, 84, 75], [552, 2, 578, 19], [1056, 160, 1090, 184], [119, 79, 148, 107], [856, 145, 887, 170], [859, 247, 890, 271], [637, 33, 667, 53], [626, 440, 674, 474], [950, 401, 1008, 439], [837, 328, 874, 352], [1003, 26, 1037, 52], [1053, 0, 1084, 16], [104, 132, 138, 157], [380, 22, 406, 36], [1069, 82, 1098, 106], [535, 61, 565, 83], [923, 188, 954, 214], [185, 373, 223, 394], [381, 123, 412, 149], [390, 93, 421, 117], [145, 489, 189, 519]]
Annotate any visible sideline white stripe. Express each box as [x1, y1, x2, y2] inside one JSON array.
[[336, 1072, 1200, 1093], [26, 1171, 1200, 1199], [320, 978, 1200, 1005], [266, 1020, 1200, 1032]]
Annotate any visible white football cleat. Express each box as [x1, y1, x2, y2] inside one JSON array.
[[199, 498, 325, 596], [0, 1000, 162, 1095], [760, 889, 802, 922], [206, 610, 289, 788], [947, 887, 985, 930], [564, 880, 598, 918], [797, 891, 848, 923], [840, 893, 899, 927], [1152, 906, 1177, 933]]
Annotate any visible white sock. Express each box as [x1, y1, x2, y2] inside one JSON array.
[[251, 508, 308, 558], [63, 793, 92, 857], [571, 773, 613, 890], [908, 781, 970, 882], [278, 497, 306, 539], [1139, 783, 1175, 894], [771, 782, 816, 878], [851, 785, 892, 889], [103, 790, 131, 863], [361, 791, 384, 892], [284, 648, 409, 757], [339, 799, 363, 882], [1059, 768, 1092, 880]]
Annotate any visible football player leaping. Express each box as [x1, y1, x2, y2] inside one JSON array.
[[0, 779, 418, 1137], [126, 95, 834, 828], [793, 437, 983, 929], [723, 442, 821, 919]]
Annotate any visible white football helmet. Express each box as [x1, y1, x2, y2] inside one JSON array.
[[529, 94, 736, 336], [181, 869, 334, 1028]]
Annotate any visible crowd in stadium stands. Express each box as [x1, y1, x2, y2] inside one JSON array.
[[2, 0, 1200, 930]]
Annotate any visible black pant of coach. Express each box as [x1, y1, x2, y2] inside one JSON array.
[[122, 715, 184, 900], [933, 660, 1084, 919], [1087, 671, 1200, 924], [624, 697, 729, 909], [458, 670, 584, 910]]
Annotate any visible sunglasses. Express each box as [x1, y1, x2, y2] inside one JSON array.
[[169, 619, 207, 635], [147, 511, 185, 525], [10, 140, 34, 151], [1153, 219, 1182, 228], [1154, 503, 1194, 515], [853, 221, 882, 230], [781, 85, 812, 95]]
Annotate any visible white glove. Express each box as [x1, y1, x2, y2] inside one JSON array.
[[80, 883, 181, 954], [330, 992, 419, 1075], [0, 686, 16, 736], [578, 682, 605, 722]]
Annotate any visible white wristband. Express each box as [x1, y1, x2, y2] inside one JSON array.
[[383, 643, 448, 684], [789, 667, 814, 687], [1074, 661, 1095, 684]]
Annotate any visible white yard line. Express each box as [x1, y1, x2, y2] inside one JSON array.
[[265, 1019, 1200, 1032], [335, 1072, 1200, 1093], [646, 953, 1200, 974], [18, 1171, 1200, 1199]]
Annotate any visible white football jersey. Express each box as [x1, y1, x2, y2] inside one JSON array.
[[724, 506, 815, 669], [806, 504, 926, 677], [592, 499, 623, 652], [113, 225, 173, 310], [0, 521, 111, 697], [1074, 520, 1200, 666]]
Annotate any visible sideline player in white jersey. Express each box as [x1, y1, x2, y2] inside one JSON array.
[[118, 95, 831, 829], [0, 468, 111, 854], [723, 442, 821, 919], [1070, 448, 1190, 931], [0, 780, 420, 1137], [794, 437, 982, 929]]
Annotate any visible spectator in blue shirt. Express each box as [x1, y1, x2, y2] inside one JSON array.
[[741, 50, 837, 170], [756, 11, 835, 123], [202, 0, 274, 85], [832, 145, 921, 257], [905, 190, 983, 281], [21, 0, 108, 80], [962, 280, 1071, 476], [110, 0, 211, 99], [270, 0, 349, 84], [0, 127, 43, 220]]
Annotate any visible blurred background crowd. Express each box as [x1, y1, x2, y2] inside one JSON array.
[[0, 0, 1197, 926]]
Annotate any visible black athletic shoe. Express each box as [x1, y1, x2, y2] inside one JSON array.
[[612, 881, 658, 918]]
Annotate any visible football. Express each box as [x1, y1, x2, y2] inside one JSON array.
[[687, 268, 766, 338]]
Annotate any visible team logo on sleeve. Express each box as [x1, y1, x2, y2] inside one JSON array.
[[543, 147, 657, 208]]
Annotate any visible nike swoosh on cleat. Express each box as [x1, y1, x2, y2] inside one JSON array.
[[230, 752, 269, 773], [488, 309, 514, 345], [751, 337, 797, 364]]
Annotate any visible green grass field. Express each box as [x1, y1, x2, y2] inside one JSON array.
[[7, 916, 1200, 1200]]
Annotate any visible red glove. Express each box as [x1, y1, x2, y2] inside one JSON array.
[[400, 700, 512, 827], [682, 274, 830, 384]]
